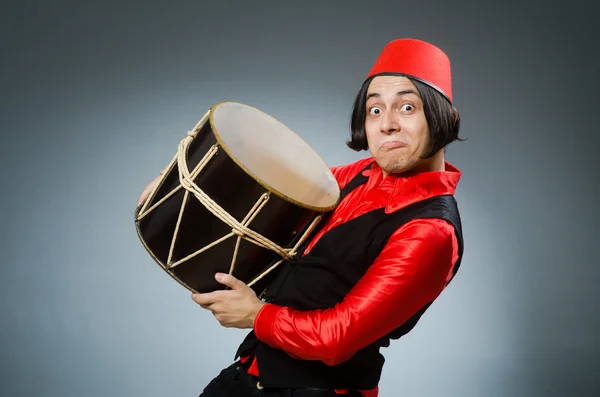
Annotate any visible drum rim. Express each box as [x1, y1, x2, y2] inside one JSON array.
[[207, 101, 340, 212], [133, 205, 198, 294], [133, 204, 287, 294]]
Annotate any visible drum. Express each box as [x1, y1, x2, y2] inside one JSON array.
[[134, 102, 340, 294]]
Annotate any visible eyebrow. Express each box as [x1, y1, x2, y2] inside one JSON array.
[[366, 89, 420, 100]]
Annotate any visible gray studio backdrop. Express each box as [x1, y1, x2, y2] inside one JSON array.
[[1, 1, 598, 397]]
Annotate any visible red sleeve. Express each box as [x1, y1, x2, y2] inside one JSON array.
[[253, 218, 459, 366], [329, 158, 373, 190]]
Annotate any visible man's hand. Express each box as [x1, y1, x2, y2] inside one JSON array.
[[137, 167, 167, 206], [191, 273, 266, 329]]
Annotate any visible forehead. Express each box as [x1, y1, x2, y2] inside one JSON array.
[[366, 75, 419, 96]]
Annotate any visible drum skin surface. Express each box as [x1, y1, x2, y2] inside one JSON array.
[[134, 103, 339, 294]]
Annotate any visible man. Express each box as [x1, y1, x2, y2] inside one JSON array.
[[138, 38, 465, 397]]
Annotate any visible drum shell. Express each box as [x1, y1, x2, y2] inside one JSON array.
[[135, 121, 320, 294]]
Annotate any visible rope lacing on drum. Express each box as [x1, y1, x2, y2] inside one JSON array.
[[136, 110, 323, 288]]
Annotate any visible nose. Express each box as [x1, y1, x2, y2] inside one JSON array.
[[380, 111, 400, 134]]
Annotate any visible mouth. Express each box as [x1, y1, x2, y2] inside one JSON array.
[[380, 141, 408, 150]]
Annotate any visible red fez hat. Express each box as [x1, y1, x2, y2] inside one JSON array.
[[366, 38, 453, 103]]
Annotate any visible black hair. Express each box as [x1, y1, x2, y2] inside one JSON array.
[[347, 73, 465, 158]]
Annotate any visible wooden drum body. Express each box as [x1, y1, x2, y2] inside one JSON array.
[[134, 102, 340, 294]]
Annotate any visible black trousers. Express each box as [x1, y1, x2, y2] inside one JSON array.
[[199, 361, 362, 397]]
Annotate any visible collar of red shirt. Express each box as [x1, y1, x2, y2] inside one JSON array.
[[358, 158, 462, 214]]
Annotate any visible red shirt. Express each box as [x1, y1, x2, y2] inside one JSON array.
[[242, 157, 462, 396]]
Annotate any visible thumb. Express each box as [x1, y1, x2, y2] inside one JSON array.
[[215, 273, 245, 289]]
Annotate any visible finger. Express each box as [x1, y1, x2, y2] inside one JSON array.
[[138, 186, 150, 206], [137, 177, 160, 205], [191, 292, 218, 306], [215, 273, 246, 290], [138, 189, 151, 206]]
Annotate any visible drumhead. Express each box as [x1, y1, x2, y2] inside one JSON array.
[[210, 102, 340, 211]]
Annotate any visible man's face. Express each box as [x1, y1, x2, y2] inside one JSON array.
[[365, 75, 431, 176]]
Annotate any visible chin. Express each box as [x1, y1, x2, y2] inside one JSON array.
[[383, 162, 409, 175], [387, 167, 409, 175]]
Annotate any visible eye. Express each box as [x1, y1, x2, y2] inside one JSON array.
[[369, 106, 382, 115], [400, 104, 415, 112]]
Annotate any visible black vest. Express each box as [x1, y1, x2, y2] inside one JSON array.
[[235, 164, 464, 390]]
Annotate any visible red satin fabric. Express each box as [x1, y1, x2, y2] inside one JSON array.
[[244, 157, 462, 397]]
